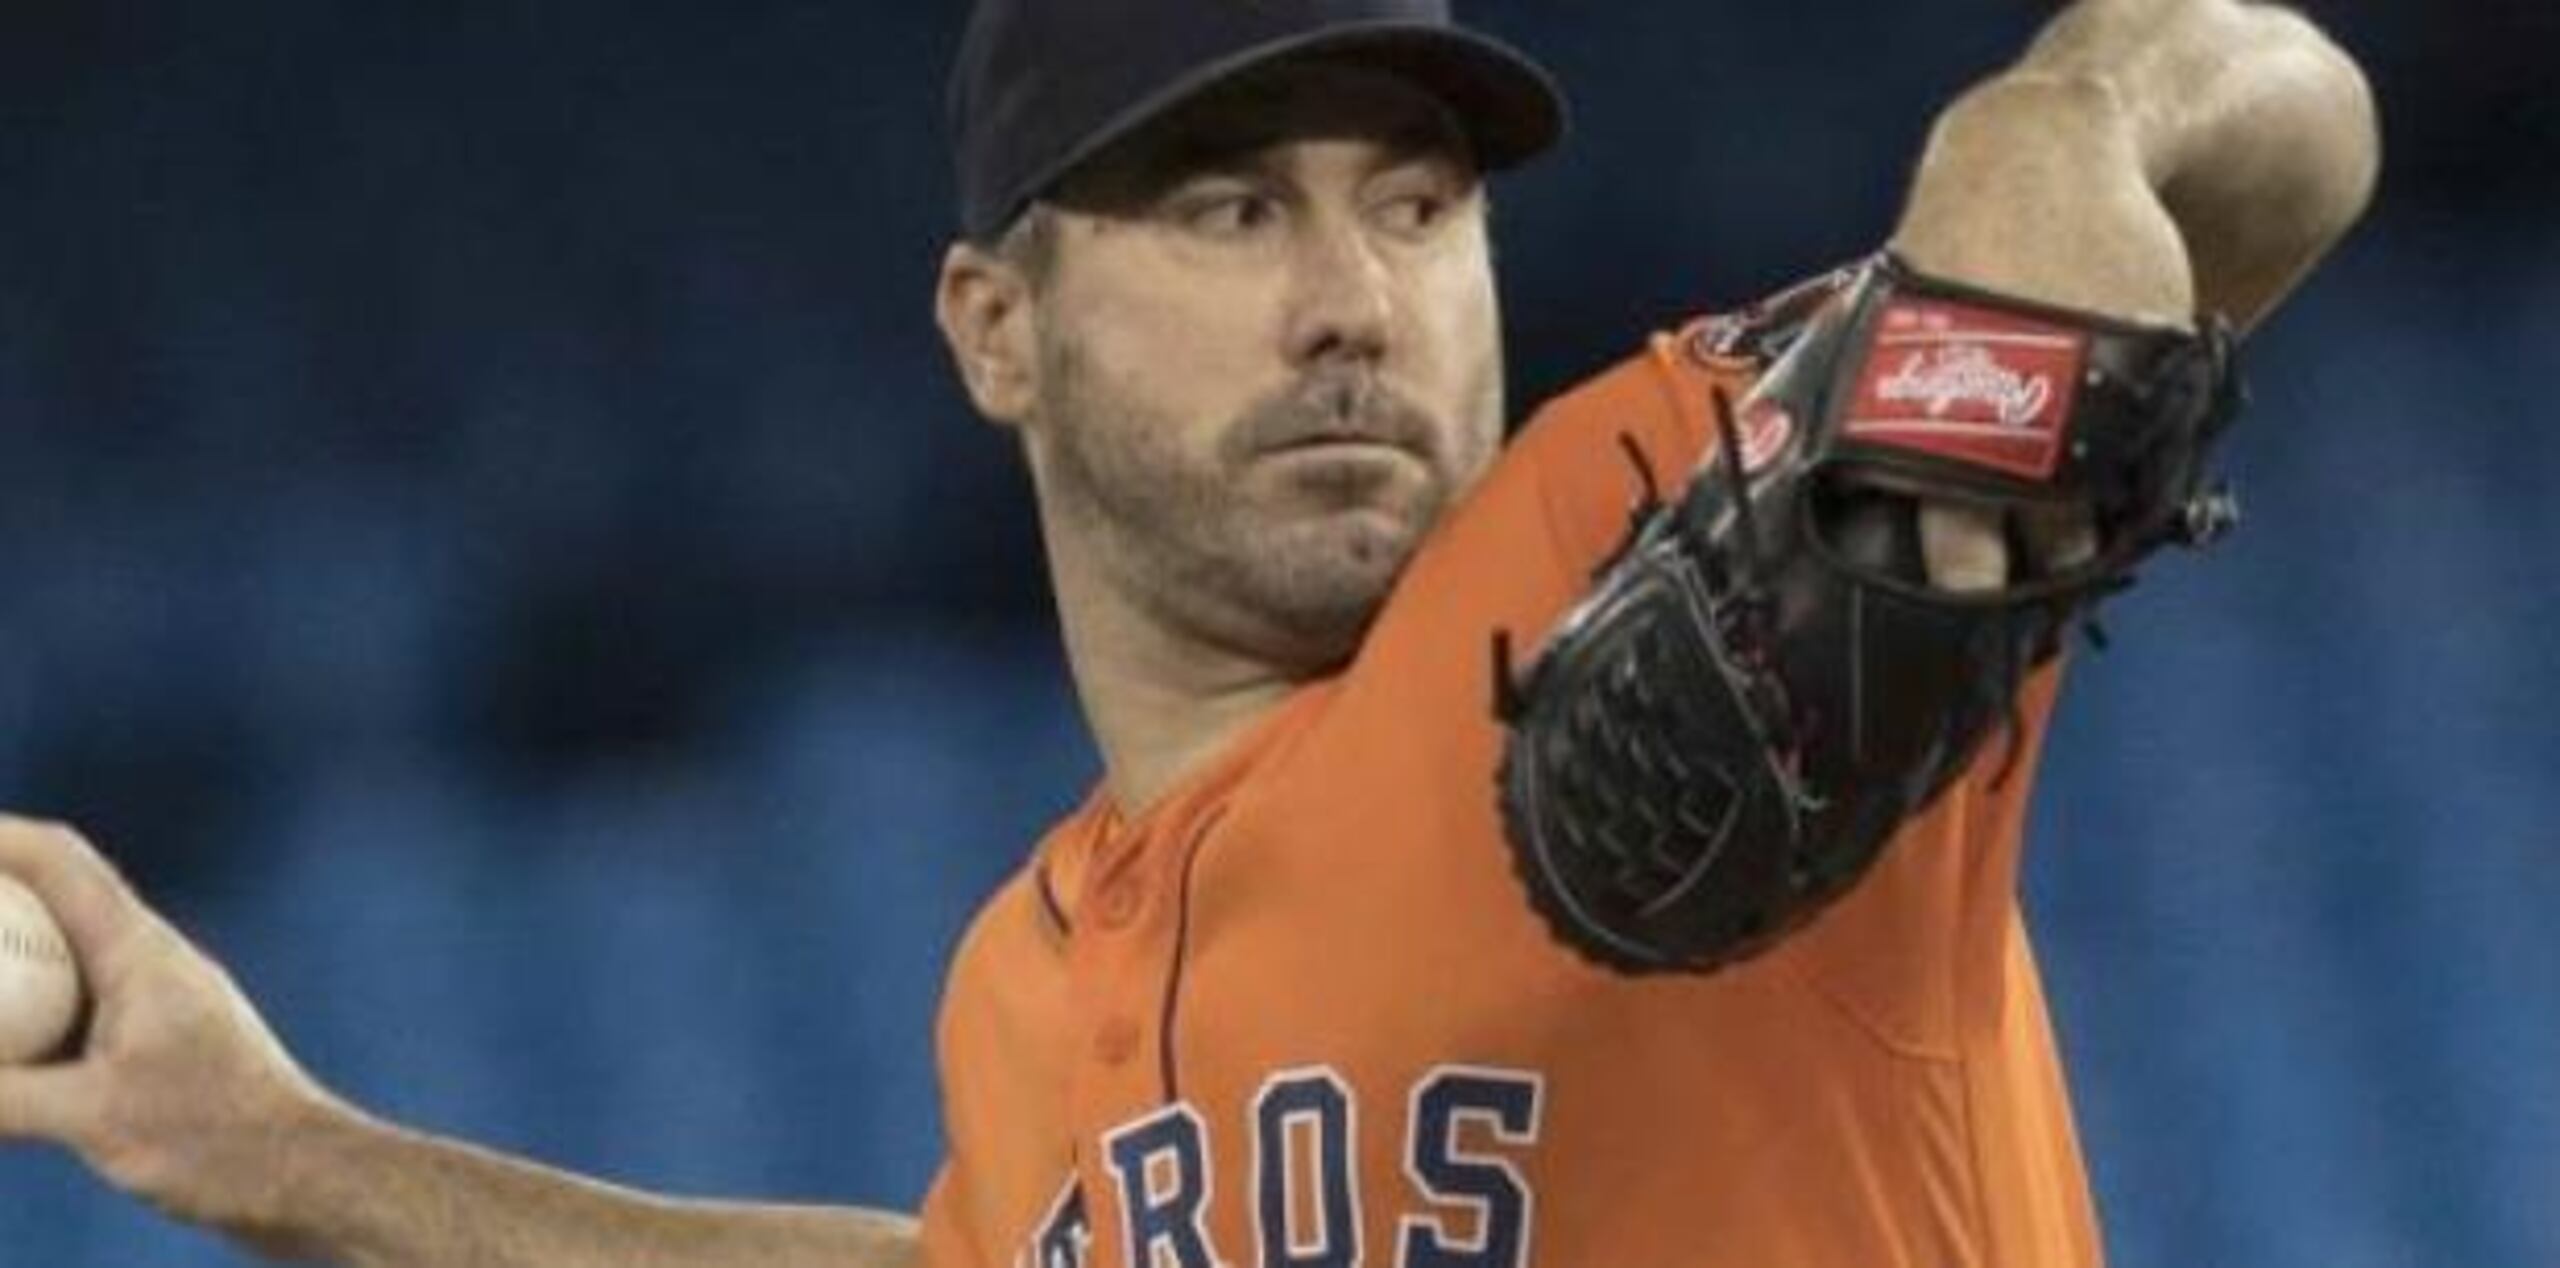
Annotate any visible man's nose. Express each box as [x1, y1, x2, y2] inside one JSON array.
[[1283, 214, 1395, 368]]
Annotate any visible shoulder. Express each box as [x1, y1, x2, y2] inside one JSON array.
[[1498, 263, 1865, 569]]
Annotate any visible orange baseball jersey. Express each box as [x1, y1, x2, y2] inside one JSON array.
[[918, 301, 2100, 1267]]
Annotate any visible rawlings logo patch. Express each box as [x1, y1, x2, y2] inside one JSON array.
[[1844, 298, 2088, 480]]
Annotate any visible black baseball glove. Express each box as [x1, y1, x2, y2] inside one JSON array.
[[1495, 254, 2243, 974]]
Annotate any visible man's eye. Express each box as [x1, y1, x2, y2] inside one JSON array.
[[1184, 193, 1279, 236], [1376, 193, 1449, 235]]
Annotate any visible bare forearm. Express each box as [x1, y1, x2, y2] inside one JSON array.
[[248, 1106, 917, 1268], [0, 823, 921, 1268], [1896, 0, 2378, 328]]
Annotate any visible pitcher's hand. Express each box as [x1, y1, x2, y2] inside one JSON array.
[[0, 818, 346, 1249]]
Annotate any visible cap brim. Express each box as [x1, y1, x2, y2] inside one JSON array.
[[987, 21, 1566, 237], [1278, 23, 1569, 171]]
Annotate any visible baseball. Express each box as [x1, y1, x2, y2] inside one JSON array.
[[0, 873, 82, 1064]]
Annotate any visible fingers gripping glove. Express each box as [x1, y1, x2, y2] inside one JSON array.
[[1494, 254, 2244, 974]]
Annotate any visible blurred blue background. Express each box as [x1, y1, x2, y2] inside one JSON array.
[[0, 1, 2550, 1264]]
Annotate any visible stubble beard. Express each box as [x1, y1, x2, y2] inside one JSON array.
[[1034, 335, 1484, 675]]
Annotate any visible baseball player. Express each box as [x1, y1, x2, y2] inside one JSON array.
[[0, 0, 2374, 1265]]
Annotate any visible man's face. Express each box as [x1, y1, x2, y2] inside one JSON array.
[[1008, 62, 1506, 672]]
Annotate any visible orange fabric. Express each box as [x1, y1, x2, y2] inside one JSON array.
[[920, 319, 2100, 1268]]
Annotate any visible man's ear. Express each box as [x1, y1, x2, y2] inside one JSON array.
[[935, 241, 1040, 427]]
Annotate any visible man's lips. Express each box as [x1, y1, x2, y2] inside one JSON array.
[[1258, 415, 1432, 458], [1257, 436, 1429, 476], [1267, 432, 1411, 454]]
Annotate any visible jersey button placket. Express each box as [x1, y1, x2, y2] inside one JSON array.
[[1085, 879, 1149, 1069], [1065, 833, 1171, 1145]]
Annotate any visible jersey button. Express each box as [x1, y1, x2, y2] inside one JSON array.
[[1094, 1016, 1141, 1066], [1092, 879, 1144, 930]]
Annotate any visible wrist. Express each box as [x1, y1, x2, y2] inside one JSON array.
[[225, 1091, 404, 1264], [1897, 72, 2194, 324]]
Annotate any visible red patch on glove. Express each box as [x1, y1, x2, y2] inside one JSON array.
[[1843, 297, 2088, 481]]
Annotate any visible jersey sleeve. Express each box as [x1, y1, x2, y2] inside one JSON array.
[[1511, 321, 1758, 589]]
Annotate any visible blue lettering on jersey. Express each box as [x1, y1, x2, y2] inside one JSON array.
[[1252, 1068, 1360, 1267], [1105, 1104, 1218, 1268], [1014, 1065, 1546, 1268], [1396, 1067, 1545, 1268]]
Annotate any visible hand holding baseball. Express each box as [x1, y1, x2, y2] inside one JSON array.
[[0, 818, 347, 1245]]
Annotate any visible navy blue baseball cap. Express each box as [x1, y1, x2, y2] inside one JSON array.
[[949, 0, 1567, 241]]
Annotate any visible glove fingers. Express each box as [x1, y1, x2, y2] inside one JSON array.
[[1918, 501, 2010, 594]]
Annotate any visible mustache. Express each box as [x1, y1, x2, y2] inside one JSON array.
[[1226, 374, 1441, 463]]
